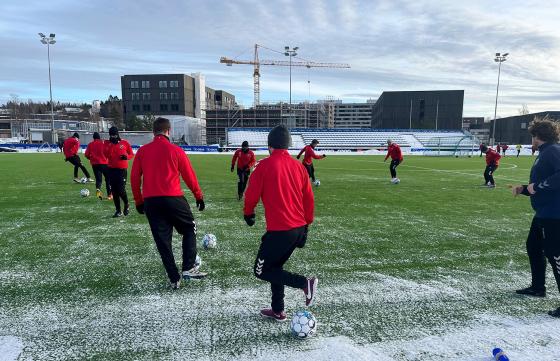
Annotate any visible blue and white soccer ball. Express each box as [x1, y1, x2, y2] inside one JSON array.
[[80, 177, 88, 184], [202, 234, 217, 249], [314, 179, 321, 187], [290, 310, 317, 338], [80, 189, 90, 197]]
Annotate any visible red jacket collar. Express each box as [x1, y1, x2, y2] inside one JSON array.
[[271, 149, 289, 156]]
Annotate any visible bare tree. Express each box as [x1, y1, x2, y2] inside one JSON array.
[[518, 104, 530, 115]]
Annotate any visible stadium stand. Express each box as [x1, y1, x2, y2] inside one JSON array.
[[227, 128, 479, 150]]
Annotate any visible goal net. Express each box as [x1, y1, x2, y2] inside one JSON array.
[[422, 135, 479, 157]]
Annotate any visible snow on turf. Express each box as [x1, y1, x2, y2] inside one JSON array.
[[0, 336, 23, 361]]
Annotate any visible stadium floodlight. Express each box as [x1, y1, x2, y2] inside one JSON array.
[[38, 32, 57, 144], [284, 46, 299, 114], [491, 52, 509, 146]]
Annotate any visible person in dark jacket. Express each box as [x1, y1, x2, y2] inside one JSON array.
[[512, 117, 560, 317]]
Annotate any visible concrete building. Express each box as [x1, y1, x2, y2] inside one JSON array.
[[333, 101, 375, 128], [490, 111, 560, 144], [121, 74, 235, 120], [371, 90, 464, 129]]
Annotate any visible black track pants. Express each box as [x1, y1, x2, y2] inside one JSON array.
[[92, 164, 111, 195], [304, 163, 316, 182], [390, 159, 400, 178], [525, 217, 560, 293], [67, 155, 90, 179], [145, 196, 197, 283], [237, 168, 250, 197], [483, 164, 497, 185], [253, 226, 308, 313], [108, 168, 129, 212]]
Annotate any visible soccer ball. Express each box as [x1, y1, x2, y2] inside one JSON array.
[[202, 234, 217, 249], [194, 254, 202, 269], [391, 178, 400, 184], [80, 189, 90, 197], [314, 179, 321, 187], [290, 310, 317, 338], [80, 177, 88, 184]]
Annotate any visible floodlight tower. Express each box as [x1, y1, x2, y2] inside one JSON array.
[[284, 46, 299, 109], [492, 52, 508, 146], [39, 33, 57, 143]]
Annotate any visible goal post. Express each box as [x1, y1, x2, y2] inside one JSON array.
[[422, 135, 479, 157]]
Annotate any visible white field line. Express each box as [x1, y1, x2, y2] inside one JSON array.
[[324, 158, 527, 183]]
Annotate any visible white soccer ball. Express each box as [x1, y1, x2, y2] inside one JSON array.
[[202, 234, 217, 249], [80, 189, 90, 197], [80, 177, 88, 184], [290, 310, 317, 338], [391, 178, 400, 184], [314, 179, 321, 187]]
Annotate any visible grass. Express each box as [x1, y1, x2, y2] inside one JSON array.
[[0, 152, 558, 360]]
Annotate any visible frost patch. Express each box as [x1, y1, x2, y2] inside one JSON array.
[[0, 336, 23, 361]]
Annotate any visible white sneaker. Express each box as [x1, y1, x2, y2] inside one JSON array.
[[87, 178, 95, 183], [182, 267, 208, 280]]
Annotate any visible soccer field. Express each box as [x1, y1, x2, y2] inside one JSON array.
[[1, 153, 559, 360]]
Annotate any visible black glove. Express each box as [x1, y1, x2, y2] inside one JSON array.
[[230, 166, 234, 172], [196, 198, 205, 211], [521, 185, 531, 196], [136, 203, 145, 214], [120, 154, 127, 160], [296, 155, 301, 159], [297, 225, 309, 248], [322, 154, 327, 158], [244, 214, 255, 226]]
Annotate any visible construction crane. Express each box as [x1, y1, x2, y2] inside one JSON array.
[[220, 44, 350, 106]]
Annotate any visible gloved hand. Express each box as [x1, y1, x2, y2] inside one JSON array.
[[120, 154, 128, 160], [230, 166, 234, 172], [297, 225, 309, 248], [322, 154, 327, 158], [296, 155, 301, 159], [196, 198, 205, 211], [244, 214, 255, 226], [136, 203, 145, 214]]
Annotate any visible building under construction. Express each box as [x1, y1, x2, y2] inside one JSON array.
[[206, 102, 335, 145]]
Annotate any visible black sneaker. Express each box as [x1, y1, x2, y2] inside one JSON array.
[[112, 211, 123, 218], [123, 204, 130, 216], [515, 286, 546, 297], [169, 280, 180, 290], [548, 307, 560, 318]]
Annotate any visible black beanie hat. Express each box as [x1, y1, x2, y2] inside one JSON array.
[[268, 125, 291, 149], [93, 132, 100, 140], [241, 140, 249, 148], [109, 126, 119, 136], [73, 132, 80, 139]]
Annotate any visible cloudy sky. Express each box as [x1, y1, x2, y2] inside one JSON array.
[[1, 0, 559, 117]]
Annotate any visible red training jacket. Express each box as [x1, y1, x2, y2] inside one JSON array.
[[104, 139, 134, 169], [244, 149, 314, 231], [131, 135, 203, 206], [298, 145, 323, 165], [84, 139, 108, 165], [486, 148, 502, 166], [231, 149, 256, 170], [63, 137, 80, 158], [385, 143, 403, 161]]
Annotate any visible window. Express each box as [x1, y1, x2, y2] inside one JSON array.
[[142, 93, 151, 101], [170, 92, 179, 100], [521, 122, 527, 129], [130, 81, 139, 88], [132, 104, 140, 111], [141, 80, 150, 88], [143, 104, 151, 111], [170, 80, 179, 87], [160, 93, 168, 100], [159, 80, 168, 88], [171, 104, 179, 111], [160, 104, 168, 111], [131, 93, 140, 101]]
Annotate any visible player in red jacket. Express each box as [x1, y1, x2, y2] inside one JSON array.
[[244, 125, 318, 322], [131, 118, 206, 288], [85, 132, 111, 200], [480, 144, 501, 188], [384, 139, 403, 183], [297, 139, 326, 186], [63, 132, 92, 183], [501, 143, 509, 156], [231, 140, 256, 200], [104, 126, 134, 217]]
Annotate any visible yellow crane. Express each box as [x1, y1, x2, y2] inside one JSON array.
[[220, 44, 350, 105]]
